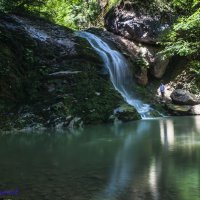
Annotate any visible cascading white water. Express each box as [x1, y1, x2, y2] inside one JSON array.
[[77, 31, 160, 118]]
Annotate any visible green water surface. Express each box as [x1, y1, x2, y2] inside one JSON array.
[[0, 116, 200, 200]]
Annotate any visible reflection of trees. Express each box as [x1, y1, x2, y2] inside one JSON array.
[[160, 119, 175, 148], [94, 120, 160, 200], [157, 117, 200, 200], [0, 116, 200, 200], [96, 116, 200, 200]]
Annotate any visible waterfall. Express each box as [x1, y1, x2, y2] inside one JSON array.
[[77, 31, 161, 119]]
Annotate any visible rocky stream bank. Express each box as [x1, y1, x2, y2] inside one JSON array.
[[0, 13, 141, 131], [0, 1, 199, 131], [103, 0, 200, 116]]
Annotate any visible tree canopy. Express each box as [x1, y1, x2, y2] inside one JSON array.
[[38, 0, 101, 29], [159, 0, 200, 78], [1, 0, 199, 77], [0, 0, 43, 12]]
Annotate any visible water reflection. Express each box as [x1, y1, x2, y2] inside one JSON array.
[[194, 117, 200, 131], [103, 134, 132, 198], [95, 120, 151, 200], [160, 119, 175, 148], [95, 117, 200, 200], [0, 116, 200, 200], [149, 159, 161, 200]]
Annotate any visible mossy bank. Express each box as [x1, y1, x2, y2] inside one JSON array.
[[0, 13, 140, 131]]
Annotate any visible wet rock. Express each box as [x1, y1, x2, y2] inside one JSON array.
[[170, 89, 200, 105], [68, 117, 83, 129], [166, 104, 192, 115], [0, 13, 123, 130], [112, 104, 141, 122]]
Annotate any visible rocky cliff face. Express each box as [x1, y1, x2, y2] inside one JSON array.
[[0, 14, 140, 131], [103, 1, 200, 116], [105, 1, 174, 44], [104, 1, 173, 84]]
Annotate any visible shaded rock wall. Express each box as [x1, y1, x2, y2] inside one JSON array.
[[103, 1, 199, 116], [0, 14, 140, 131], [104, 1, 172, 84], [105, 1, 174, 44]]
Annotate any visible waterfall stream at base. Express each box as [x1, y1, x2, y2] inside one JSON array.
[[77, 31, 162, 119]]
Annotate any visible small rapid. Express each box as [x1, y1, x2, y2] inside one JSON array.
[[77, 31, 161, 118]]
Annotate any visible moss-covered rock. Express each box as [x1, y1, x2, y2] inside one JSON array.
[[0, 14, 125, 131], [110, 103, 141, 122], [165, 104, 192, 116]]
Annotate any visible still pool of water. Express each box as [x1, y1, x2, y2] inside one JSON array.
[[0, 116, 200, 200]]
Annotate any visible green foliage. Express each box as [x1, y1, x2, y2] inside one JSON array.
[[107, 0, 120, 9], [170, 0, 199, 14], [0, 0, 43, 12], [159, 0, 200, 77], [190, 61, 200, 74], [0, 0, 101, 29], [190, 61, 200, 83], [135, 57, 149, 69], [0, 0, 174, 29], [31, 0, 101, 29]]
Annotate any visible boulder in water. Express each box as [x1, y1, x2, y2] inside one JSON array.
[[166, 104, 192, 115], [112, 104, 141, 122], [170, 89, 200, 105]]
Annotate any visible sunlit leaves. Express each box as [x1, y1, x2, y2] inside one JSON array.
[[38, 0, 101, 29], [159, 0, 200, 77], [174, 8, 200, 31]]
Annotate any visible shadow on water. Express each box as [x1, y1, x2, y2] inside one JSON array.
[[0, 116, 200, 200]]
